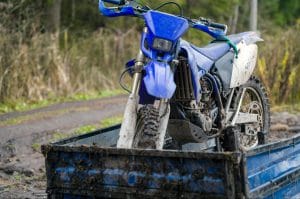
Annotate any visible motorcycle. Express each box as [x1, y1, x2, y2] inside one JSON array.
[[99, 0, 270, 151]]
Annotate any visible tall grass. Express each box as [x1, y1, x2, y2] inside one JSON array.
[[257, 21, 300, 104], [0, 1, 299, 107], [1, 25, 300, 106], [0, 28, 140, 103]]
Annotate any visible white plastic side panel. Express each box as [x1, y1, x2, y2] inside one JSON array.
[[230, 41, 258, 88]]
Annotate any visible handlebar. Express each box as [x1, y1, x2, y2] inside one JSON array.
[[198, 17, 227, 33], [99, 0, 227, 37], [209, 22, 227, 32], [102, 0, 125, 5]]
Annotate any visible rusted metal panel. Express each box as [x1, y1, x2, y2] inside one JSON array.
[[42, 124, 300, 198], [42, 124, 242, 198], [43, 145, 241, 198]]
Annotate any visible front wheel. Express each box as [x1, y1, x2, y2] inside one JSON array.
[[232, 76, 270, 150], [132, 105, 160, 149]]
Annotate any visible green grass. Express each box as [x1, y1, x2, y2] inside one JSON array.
[[0, 89, 125, 114], [12, 172, 23, 182], [49, 125, 97, 143], [31, 143, 41, 152], [74, 125, 97, 135], [49, 115, 123, 143], [100, 115, 123, 128], [51, 131, 68, 142], [0, 108, 73, 127]]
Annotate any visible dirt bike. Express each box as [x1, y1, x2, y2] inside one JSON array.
[[99, 0, 270, 151]]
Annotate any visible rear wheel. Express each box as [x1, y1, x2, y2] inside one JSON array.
[[133, 105, 160, 149], [232, 76, 270, 150]]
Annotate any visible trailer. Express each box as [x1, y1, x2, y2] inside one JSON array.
[[42, 124, 300, 198]]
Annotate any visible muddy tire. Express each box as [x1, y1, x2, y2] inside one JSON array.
[[221, 126, 240, 151], [232, 76, 270, 150], [133, 105, 160, 149]]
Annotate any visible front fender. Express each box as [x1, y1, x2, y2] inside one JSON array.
[[143, 61, 176, 99]]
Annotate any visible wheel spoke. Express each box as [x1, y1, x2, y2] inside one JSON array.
[[239, 87, 264, 149]]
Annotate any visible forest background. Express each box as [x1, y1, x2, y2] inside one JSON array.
[[0, 0, 299, 112]]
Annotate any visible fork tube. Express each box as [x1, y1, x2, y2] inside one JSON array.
[[131, 50, 144, 95], [117, 50, 144, 148], [132, 73, 142, 95]]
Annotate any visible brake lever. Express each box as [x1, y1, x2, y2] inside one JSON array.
[[199, 17, 211, 25]]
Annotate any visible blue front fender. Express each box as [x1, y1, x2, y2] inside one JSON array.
[[143, 61, 176, 99]]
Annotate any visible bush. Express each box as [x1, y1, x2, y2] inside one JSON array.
[[257, 20, 300, 104], [0, 28, 139, 103]]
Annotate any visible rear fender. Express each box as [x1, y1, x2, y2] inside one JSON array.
[[143, 61, 176, 99]]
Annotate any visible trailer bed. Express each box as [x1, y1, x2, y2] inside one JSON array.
[[42, 125, 300, 198]]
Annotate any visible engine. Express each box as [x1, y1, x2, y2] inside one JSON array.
[[170, 56, 221, 141]]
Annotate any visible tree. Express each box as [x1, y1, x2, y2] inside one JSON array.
[[46, 0, 62, 33], [250, 0, 257, 30]]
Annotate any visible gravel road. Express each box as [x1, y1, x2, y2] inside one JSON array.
[[0, 95, 127, 198]]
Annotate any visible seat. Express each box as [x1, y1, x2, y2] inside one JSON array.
[[191, 32, 257, 61], [191, 42, 232, 60]]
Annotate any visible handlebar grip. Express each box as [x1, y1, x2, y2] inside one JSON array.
[[102, 0, 125, 5], [209, 22, 227, 31]]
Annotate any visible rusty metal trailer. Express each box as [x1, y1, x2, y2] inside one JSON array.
[[42, 124, 300, 198]]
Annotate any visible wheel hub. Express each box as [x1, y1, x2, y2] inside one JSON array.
[[239, 96, 263, 149]]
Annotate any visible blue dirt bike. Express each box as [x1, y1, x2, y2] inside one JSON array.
[[99, 0, 270, 151]]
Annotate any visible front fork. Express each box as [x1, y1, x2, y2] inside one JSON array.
[[117, 51, 170, 149], [131, 51, 144, 95], [117, 51, 144, 148]]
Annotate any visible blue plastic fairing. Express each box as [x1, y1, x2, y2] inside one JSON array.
[[139, 81, 156, 104], [191, 42, 231, 61], [140, 11, 188, 61], [191, 31, 262, 61], [179, 40, 214, 102], [144, 11, 189, 42], [143, 61, 176, 99], [192, 23, 226, 39]]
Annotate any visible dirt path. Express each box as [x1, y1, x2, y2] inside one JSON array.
[[0, 95, 127, 198], [0, 95, 299, 198]]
